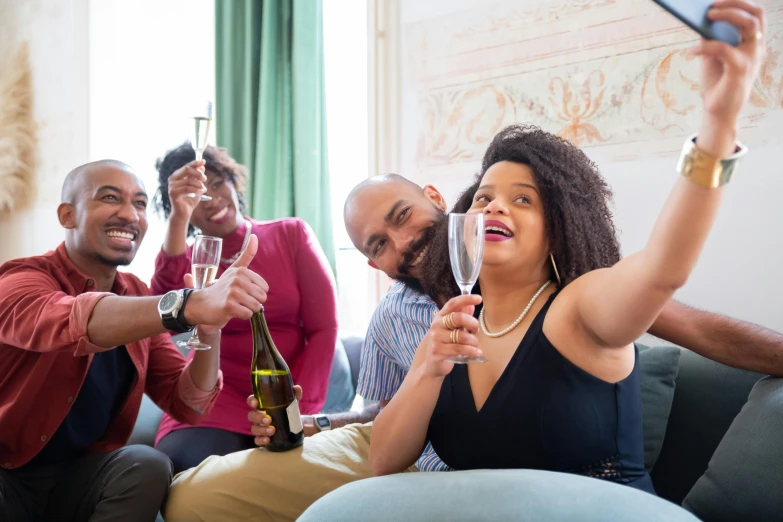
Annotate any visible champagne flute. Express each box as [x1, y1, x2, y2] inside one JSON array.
[[447, 213, 487, 364], [186, 100, 213, 202], [178, 235, 222, 350]]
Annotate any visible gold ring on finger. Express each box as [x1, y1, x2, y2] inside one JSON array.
[[451, 328, 459, 344], [444, 312, 455, 330]]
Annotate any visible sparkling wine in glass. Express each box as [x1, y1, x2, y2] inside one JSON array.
[[178, 235, 222, 350], [186, 100, 213, 202], [448, 213, 486, 364]]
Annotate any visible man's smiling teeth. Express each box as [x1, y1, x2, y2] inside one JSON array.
[[486, 226, 512, 237], [410, 245, 429, 267], [210, 207, 228, 221], [107, 231, 134, 240]]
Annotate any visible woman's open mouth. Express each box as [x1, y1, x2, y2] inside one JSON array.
[[485, 220, 513, 242]]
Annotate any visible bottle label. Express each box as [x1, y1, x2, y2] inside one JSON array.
[[287, 399, 303, 434]]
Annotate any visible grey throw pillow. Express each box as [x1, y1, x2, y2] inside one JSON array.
[[638, 344, 681, 472], [683, 377, 783, 521]]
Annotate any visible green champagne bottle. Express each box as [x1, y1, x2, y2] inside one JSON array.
[[250, 307, 304, 452]]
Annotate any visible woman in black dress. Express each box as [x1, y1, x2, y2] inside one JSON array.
[[370, 1, 767, 494]]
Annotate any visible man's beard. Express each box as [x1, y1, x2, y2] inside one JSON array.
[[392, 211, 460, 303], [416, 211, 462, 305], [396, 223, 438, 278], [96, 253, 133, 267], [394, 273, 425, 295], [391, 214, 442, 296]]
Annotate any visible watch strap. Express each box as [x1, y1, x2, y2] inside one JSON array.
[[176, 288, 195, 330]]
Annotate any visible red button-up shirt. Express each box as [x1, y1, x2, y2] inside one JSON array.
[[0, 243, 223, 469]]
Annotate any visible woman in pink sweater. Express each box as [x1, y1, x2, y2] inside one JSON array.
[[151, 143, 338, 474]]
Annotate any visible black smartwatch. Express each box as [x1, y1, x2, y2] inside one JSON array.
[[158, 289, 195, 333], [313, 414, 331, 432]]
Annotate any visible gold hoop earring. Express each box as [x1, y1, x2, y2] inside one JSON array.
[[550, 253, 562, 286]]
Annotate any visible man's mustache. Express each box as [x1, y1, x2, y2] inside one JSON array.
[[104, 221, 141, 237]]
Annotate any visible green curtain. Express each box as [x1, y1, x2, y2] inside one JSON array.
[[215, 0, 336, 274]]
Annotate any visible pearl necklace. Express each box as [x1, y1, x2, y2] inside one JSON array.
[[220, 219, 252, 265], [479, 281, 552, 338]]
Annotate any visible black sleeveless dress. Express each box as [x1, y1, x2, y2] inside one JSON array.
[[427, 293, 655, 494]]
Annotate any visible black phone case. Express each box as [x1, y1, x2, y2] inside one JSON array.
[[652, 0, 741, 46]]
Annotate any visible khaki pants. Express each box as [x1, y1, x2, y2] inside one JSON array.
[[163, 423, 417, 522]]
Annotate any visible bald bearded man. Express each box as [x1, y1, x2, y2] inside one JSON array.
[[0, 160, 268, 522]]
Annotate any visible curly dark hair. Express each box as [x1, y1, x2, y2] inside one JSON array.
[[153, 142, 248, 236], [418, 124, 621, 302]]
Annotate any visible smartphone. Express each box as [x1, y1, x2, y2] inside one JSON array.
[[652, 0, 741, 46]]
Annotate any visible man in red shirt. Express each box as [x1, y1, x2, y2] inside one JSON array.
[[0, 160, 268, 521]]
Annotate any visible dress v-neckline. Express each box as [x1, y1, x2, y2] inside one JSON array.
[[462, 293, 556, 414]]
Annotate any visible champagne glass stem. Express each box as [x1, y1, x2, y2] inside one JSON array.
[[188, 326, 201, 345]]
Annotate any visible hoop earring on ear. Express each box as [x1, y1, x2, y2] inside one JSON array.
[[550, 253, 562, 286]]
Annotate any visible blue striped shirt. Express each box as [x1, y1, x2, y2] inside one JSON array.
[[357, 282, 453, 472]]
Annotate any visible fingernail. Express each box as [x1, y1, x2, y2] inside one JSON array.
[[266, 428, 274, 435], [265, 415, 272, 424], [476, 349, 484, 356]]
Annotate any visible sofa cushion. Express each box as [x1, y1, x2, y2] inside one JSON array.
[[682, 377, 783, 521], [299, 469, 700, 522], [650, 349, 762, 504], [322, 337, 356, 413], [340, 333, 364, 391], [127, 394, 163, 447], [638, 344, 680, 472]]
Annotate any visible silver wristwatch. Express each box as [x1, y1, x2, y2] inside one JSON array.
[[157, 289, 194, 333], [313, 414, 331, 432]]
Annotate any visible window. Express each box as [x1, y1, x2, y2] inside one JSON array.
[[324, 0, 375, 335], [89, 0, 216, 285], [90, 0, 376, 334]]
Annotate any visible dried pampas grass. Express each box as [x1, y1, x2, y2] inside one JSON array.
[[0, 42, 36, 218]]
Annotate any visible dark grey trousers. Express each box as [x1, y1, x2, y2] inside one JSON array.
[[0, 445, 172, 522]]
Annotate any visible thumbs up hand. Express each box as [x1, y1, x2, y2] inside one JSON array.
[[183, 234, 269, 329]]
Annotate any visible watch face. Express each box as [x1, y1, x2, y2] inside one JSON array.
[[316, 416, 330, 428], [159, 291, 179, 313]]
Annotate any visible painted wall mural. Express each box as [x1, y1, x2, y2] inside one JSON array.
[[406, 0, 783, 179]]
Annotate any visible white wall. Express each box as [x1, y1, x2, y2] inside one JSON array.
[[398, 0, 783, 333], [0, 0, 90, 264], [0, 0, 214, 288], [89, 0, 215, 285]]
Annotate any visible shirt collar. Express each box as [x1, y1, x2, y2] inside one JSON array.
[[55, 243, 130, 295]]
